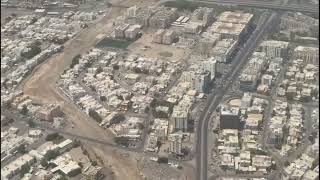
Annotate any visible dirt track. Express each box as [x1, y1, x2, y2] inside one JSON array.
[[23, 7, 122, 140], [21, 0, 158, 179]]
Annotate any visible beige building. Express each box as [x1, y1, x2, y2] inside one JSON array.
[[162, 30, 176, 45], [36, 104, 63, 121], [259, 40, 289, 58], [115, 24, 130, 39], [153, 29, 165, 44], [294, 46, 319, 65]]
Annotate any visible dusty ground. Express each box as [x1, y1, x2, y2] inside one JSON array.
[[22, 6, 122, 141], [19, 0, 158, 179], [85, 143, 144, 180], [14, 0, 195, 179], [127, 31, 187, 62], [1, 8, 34, 26]]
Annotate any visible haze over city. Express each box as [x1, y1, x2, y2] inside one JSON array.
[[1, 0, 319, 180]]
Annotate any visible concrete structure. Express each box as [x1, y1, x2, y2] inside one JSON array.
[[219, 105, 240, 129], [35, 104, 63, 121], [201, 59, 217, 81], [149, 7, 178, 29], [124, 24, 141, 39], [115, 24, 130, 39], [217, 11, 253, 25], [294, 46, 319, 65], [171, 110, 188, 132], [169, 132, 183, 155], [211, 39, 237, 63], [184, 21, 203, 34], [191, 7, 214, 26], [209, 22, 247, 40], [1, 154, 35, 180], [162, 30, 176, 45], [194, 71, 211, 93], [259, 40, 289, 58], [82, 165, 103, 180], [153, 29, 165, 44]]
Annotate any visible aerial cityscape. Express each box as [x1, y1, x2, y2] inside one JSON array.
[[0, 0, 319, 179]]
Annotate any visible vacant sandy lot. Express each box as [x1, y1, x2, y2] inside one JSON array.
[[127, 31, 188, 62]]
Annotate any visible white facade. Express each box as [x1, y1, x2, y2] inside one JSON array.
[[294, 46, 319, 65], [169, 133, 183, 155]]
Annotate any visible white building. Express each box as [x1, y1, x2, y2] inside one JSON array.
[[259, 40, 289, 58], [169, 132, 183, 155], [294, 46, 319, 65], [171, 110, 188, 131]]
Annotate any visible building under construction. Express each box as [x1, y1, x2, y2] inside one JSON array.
[[125, 6, 178, 29]]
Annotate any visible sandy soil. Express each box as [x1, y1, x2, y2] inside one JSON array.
[[20, 0, 160, 179], [127, 32, 187, 62], [87, 144, 144, 180], [22, 6, 123, 140]]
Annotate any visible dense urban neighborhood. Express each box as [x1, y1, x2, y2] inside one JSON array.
[[1, 0, 319, 179]]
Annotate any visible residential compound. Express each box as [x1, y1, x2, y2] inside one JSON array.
[[208, 11, 253, 41], [1, 11, 105, 92], [1, 131, 103, 180], [1, 0, 319, 179], [215, 95, 274, 174], [210, 10, 318, 178]]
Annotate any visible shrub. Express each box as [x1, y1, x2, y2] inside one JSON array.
[[157, 157, 168, 164], [114, 136, 130, 147], [70, 54, 81, 68], [45, 132, 63, 141], [100, 96, 107, 101], [21, 45, 41, 59]]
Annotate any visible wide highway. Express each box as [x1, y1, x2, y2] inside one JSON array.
[[194, 0, 319, 13], [195, 11, 279, 180]]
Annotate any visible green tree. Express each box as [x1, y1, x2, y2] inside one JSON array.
[[20, 164, 30, 178], [45, 132, 63, 141], [40, 158, 49, 168], [21, 105, 29, 115], [44, 150, 60, 160], [70, 54, 81, 68], [88, 109, 102, 123], [21, 45, 41, 59], [92, 160, 98, 166], [100, 96, 107, 101], [17, 144, 27, 154]]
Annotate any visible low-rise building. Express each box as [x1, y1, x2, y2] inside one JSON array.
[[35, 104, 63, 121], [115, 24, 130, 39], [124, 24, 141, 39], [1, 154, 35, 180], [294, 46, 319, 65]]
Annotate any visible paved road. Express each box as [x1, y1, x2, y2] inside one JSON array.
[[195, 11, 279, 180], [159, 0, 319, 13], [193, 0, 319, 13]]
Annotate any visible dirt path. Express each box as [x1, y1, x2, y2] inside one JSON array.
[[86, 144, 143, 180], [20, 0, 163, 179], [22, 7, 124, 140]]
